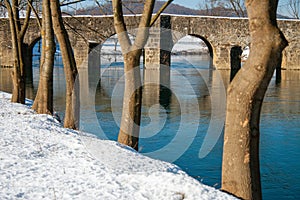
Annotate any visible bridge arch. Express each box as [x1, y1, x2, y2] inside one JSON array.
[[99, 32, 146, 66], [188, 34, 214, 63], [29, 36, 42, 51], [30, 37, 63, 65], [171, 34, 214, 69]]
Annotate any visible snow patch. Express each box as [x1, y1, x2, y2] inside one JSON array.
[[0, 91, 236, 200]]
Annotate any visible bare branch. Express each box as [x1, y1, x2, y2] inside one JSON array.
[[93, 0, 108, 15], [19, 0, 33, 38], [27, 0, 42, 29], [150, 0, 173, 27], [61, 11, 106, 40], [287, 0, 300, 19], [112, 0, 131, 51], [63, 20, 88, 43], [60, 0, 88, 7], [132, 0, 155, 50]]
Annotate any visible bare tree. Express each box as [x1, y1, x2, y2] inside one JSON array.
[[32, 0, 55, 114], [198, 0, 225, 16], [112, 0, 155, 151], [221, 0, 288, 199], [50, 0, 79, 129], [227, 0, 246, 17], [0, 1, 6, 17], [112, 0, 172, 150], [198, 0, 246, 17], [4, 0, 32, 103]]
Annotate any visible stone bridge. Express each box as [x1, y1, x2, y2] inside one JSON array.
[[0, 14, 299, 70]]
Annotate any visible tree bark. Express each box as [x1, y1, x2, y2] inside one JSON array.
[[50, 0, 79, 129], [118, 50, 143, 150], [221, 1, 288, 199], [32, 0, 55, 114]]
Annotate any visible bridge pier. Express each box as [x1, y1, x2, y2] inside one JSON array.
[[143, 15, 172, 103], [77, 41, 101, 106], [0, 43, 13, 67], [0, 40, 33, 83], [23, 44, 33, 84], [213, 45, 231, 70], [73, 39, 89, 68], [88, 42, 101, 90], [230, 45, 242, 81], [144, 16, 172, 69]]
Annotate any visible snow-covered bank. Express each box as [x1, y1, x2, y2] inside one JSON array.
[[0, 92, 236, 200]]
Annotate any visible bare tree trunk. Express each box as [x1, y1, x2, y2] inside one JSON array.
[[5, 0, 32, 104], [6, 0, 21, 102], [50, 0, 79, 129], [32, 0, 55, 114], [221, 1, 288, 199], [112, 0, 155, 150], [118, 50, 143, 150]]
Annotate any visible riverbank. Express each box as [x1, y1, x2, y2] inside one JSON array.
[[0, 91, 236, 200]]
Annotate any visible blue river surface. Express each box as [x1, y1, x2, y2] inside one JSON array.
[[0, 54, 299, 200]]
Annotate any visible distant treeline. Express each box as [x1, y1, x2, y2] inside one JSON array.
[[74, 1, 199, 15], [72, 1, 249, 17]]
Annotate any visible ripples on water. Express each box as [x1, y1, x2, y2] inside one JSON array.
[[1, 55, 299, 199]]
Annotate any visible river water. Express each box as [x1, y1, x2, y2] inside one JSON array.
[[0, 54, 299, 199]]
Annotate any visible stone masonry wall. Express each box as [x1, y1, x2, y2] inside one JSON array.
[[0, 15, 299, 70], [170, 16, 300, 70]]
